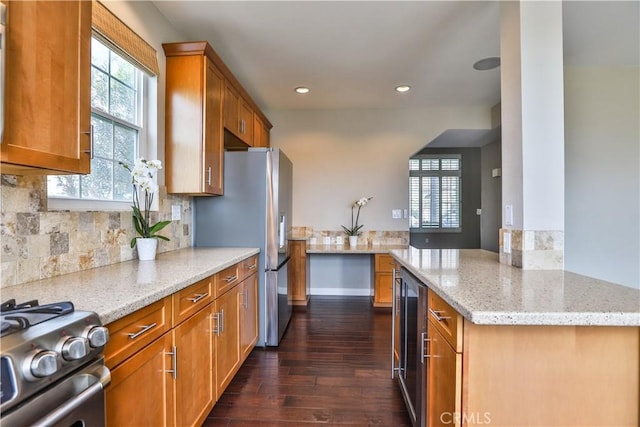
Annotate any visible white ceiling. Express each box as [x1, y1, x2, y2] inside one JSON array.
[[151, 1, 639, 112]]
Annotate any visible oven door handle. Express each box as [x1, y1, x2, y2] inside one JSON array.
[[31, 365, 111, 426]]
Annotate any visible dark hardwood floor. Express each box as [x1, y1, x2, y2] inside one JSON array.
[[203, 296, 412, 426]]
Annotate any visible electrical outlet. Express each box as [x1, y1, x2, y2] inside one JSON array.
[[324, 236, 331, 245], [336, 236, 343, 245], [392, 209, 402, 219], [171, 205, 181, 221], [476, 208, 482, 215]]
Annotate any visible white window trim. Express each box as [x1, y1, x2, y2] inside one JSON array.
[[48, 46, 159, 213], [409, 153, 463, 233]]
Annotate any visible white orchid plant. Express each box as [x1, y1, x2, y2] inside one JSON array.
[[341, 196, 373, 236], [121, 158, 171, 248]]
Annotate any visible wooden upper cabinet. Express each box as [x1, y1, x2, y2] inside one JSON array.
[[253, 114, 271, 148], [1, 0, 92, 175], [224, 82, 254, 146], [164, 43, 224, 195]]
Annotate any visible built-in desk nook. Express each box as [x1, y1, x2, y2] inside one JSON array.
[[287, 239, 408, 307]]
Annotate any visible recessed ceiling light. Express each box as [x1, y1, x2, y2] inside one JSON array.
[[295, 86, 310, 94], [395, 85, 411, 93], [473, 57, 501, 71]]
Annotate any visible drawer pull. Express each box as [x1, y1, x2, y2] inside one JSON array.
[[127, 323, 157, 340], [166, 346, 177, 379], [187, 293, 208, 304], [211, 312, 221, 336], [421, 332, 431, 363], [429, 308, 451, 322], [248, 263, 257, 270], [224, 275, 238, 283]]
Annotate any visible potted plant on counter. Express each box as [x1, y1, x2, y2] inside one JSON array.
[[121, 158, 171, 260], [341, 196, 373, 248]]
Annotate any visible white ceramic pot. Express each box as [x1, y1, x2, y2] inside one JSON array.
[[136, 237, 158, 261], [348, 235, 358, 248]]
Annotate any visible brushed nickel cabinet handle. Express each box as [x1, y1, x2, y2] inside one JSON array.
[[224, 275, 237, 283], [429, 308, 451, 322], [81, 125, 94, 159], [166, 346, 177, 379], [187, 293, 208, 304], [127, 322, 157, 340]]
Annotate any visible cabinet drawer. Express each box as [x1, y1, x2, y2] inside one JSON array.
[[374, 254, 396, 273], [215, 263, 240, 297], [172, 276, 213, 326], [240, 255, 258, 281], [428, 291, 463, 352], [104, 297, 172, 369]]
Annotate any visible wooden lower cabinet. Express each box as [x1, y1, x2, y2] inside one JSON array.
[[173, 306, 214, 427], [372, 254, 395, 307], [288, 240, 309, 305], [106, 333, 175, 427], [213, 285, 240, 400], [426, 320, 461, 427], [418, 294, 640, 426], [239, 273, 258, 360], [105, 256, 259, 427]]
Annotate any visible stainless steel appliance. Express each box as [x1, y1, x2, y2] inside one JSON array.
[[392, 267, 428, 426], [195, 148, 293, 346], [0, 299, 111, 426]]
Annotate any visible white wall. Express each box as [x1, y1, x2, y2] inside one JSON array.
[[564, 67, 640, 289], [266, 107, 491, 232], [101, 1, 187, 185]]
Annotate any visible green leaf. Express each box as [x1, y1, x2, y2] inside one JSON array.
[[155, 235, 170, 242], [130, 237, 137, 248], [148, 220, 171, 235]]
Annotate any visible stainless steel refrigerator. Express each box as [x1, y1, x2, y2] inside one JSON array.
[[194, 148, 293, 346]]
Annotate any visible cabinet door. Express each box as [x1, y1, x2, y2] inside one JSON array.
[[288, 240, 308, 304], [203, 59, 224, 195], [106, 333, 175, 427], [213, 286, 240, 400], [2, 0, 91, 174], [238, 98, 254, 144], [373, 272, 393, 307], [223, 83, 239, 135], [239, 274, 258, 360], [165, 54, 224, 195], [173, 306, 215, 427], [427, 320, 462, 427]]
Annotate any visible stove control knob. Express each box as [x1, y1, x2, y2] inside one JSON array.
[[29, 351, 59, 378], [85, 326, 109, 348], [60, 337, 89, 361]]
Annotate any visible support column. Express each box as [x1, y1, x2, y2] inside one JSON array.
[[499, 1, 565, 269]]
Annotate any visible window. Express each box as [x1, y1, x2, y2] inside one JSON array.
[[47, 37, 144, 204], [409, 154, 462, 232]]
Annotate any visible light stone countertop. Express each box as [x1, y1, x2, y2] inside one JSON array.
[[306, 244, 408, 254], [391, 247, 640, 327], [1, 247, 259, 325]]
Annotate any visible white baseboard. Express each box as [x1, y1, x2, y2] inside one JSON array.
[[310, 288, 372, 296]]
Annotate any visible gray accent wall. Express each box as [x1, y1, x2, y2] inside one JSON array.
[[480, 139, 502, 252], [410, 147, 482, 249]]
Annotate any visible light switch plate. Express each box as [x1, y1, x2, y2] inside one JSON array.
[[171, 205, 181, 221], [505, 204, 513, 226], [392, 209, 402, 219]]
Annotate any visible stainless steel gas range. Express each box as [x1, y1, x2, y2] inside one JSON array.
[[0, 299, 111, 426]]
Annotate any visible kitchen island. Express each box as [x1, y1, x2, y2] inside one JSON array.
[[390, 247, 639, 426]]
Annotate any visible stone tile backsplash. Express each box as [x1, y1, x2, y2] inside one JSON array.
[[291, 226, 409, 246], [1, 174, 192, 288]]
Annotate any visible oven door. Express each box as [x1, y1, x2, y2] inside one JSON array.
[[1, 357, 111, 427]]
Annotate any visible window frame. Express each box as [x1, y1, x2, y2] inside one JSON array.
[[409, 153, 463, 233], [48, 34, 154, 212]]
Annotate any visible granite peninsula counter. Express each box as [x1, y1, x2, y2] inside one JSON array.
[[391, 247, 640, 326], [1, 247, 259, 324]]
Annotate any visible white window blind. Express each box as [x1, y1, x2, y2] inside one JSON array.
[[409, 154, 462, 231]]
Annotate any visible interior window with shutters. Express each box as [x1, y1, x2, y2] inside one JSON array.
[[409, 154, 462, 232], [47, 37, 144, 204]]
